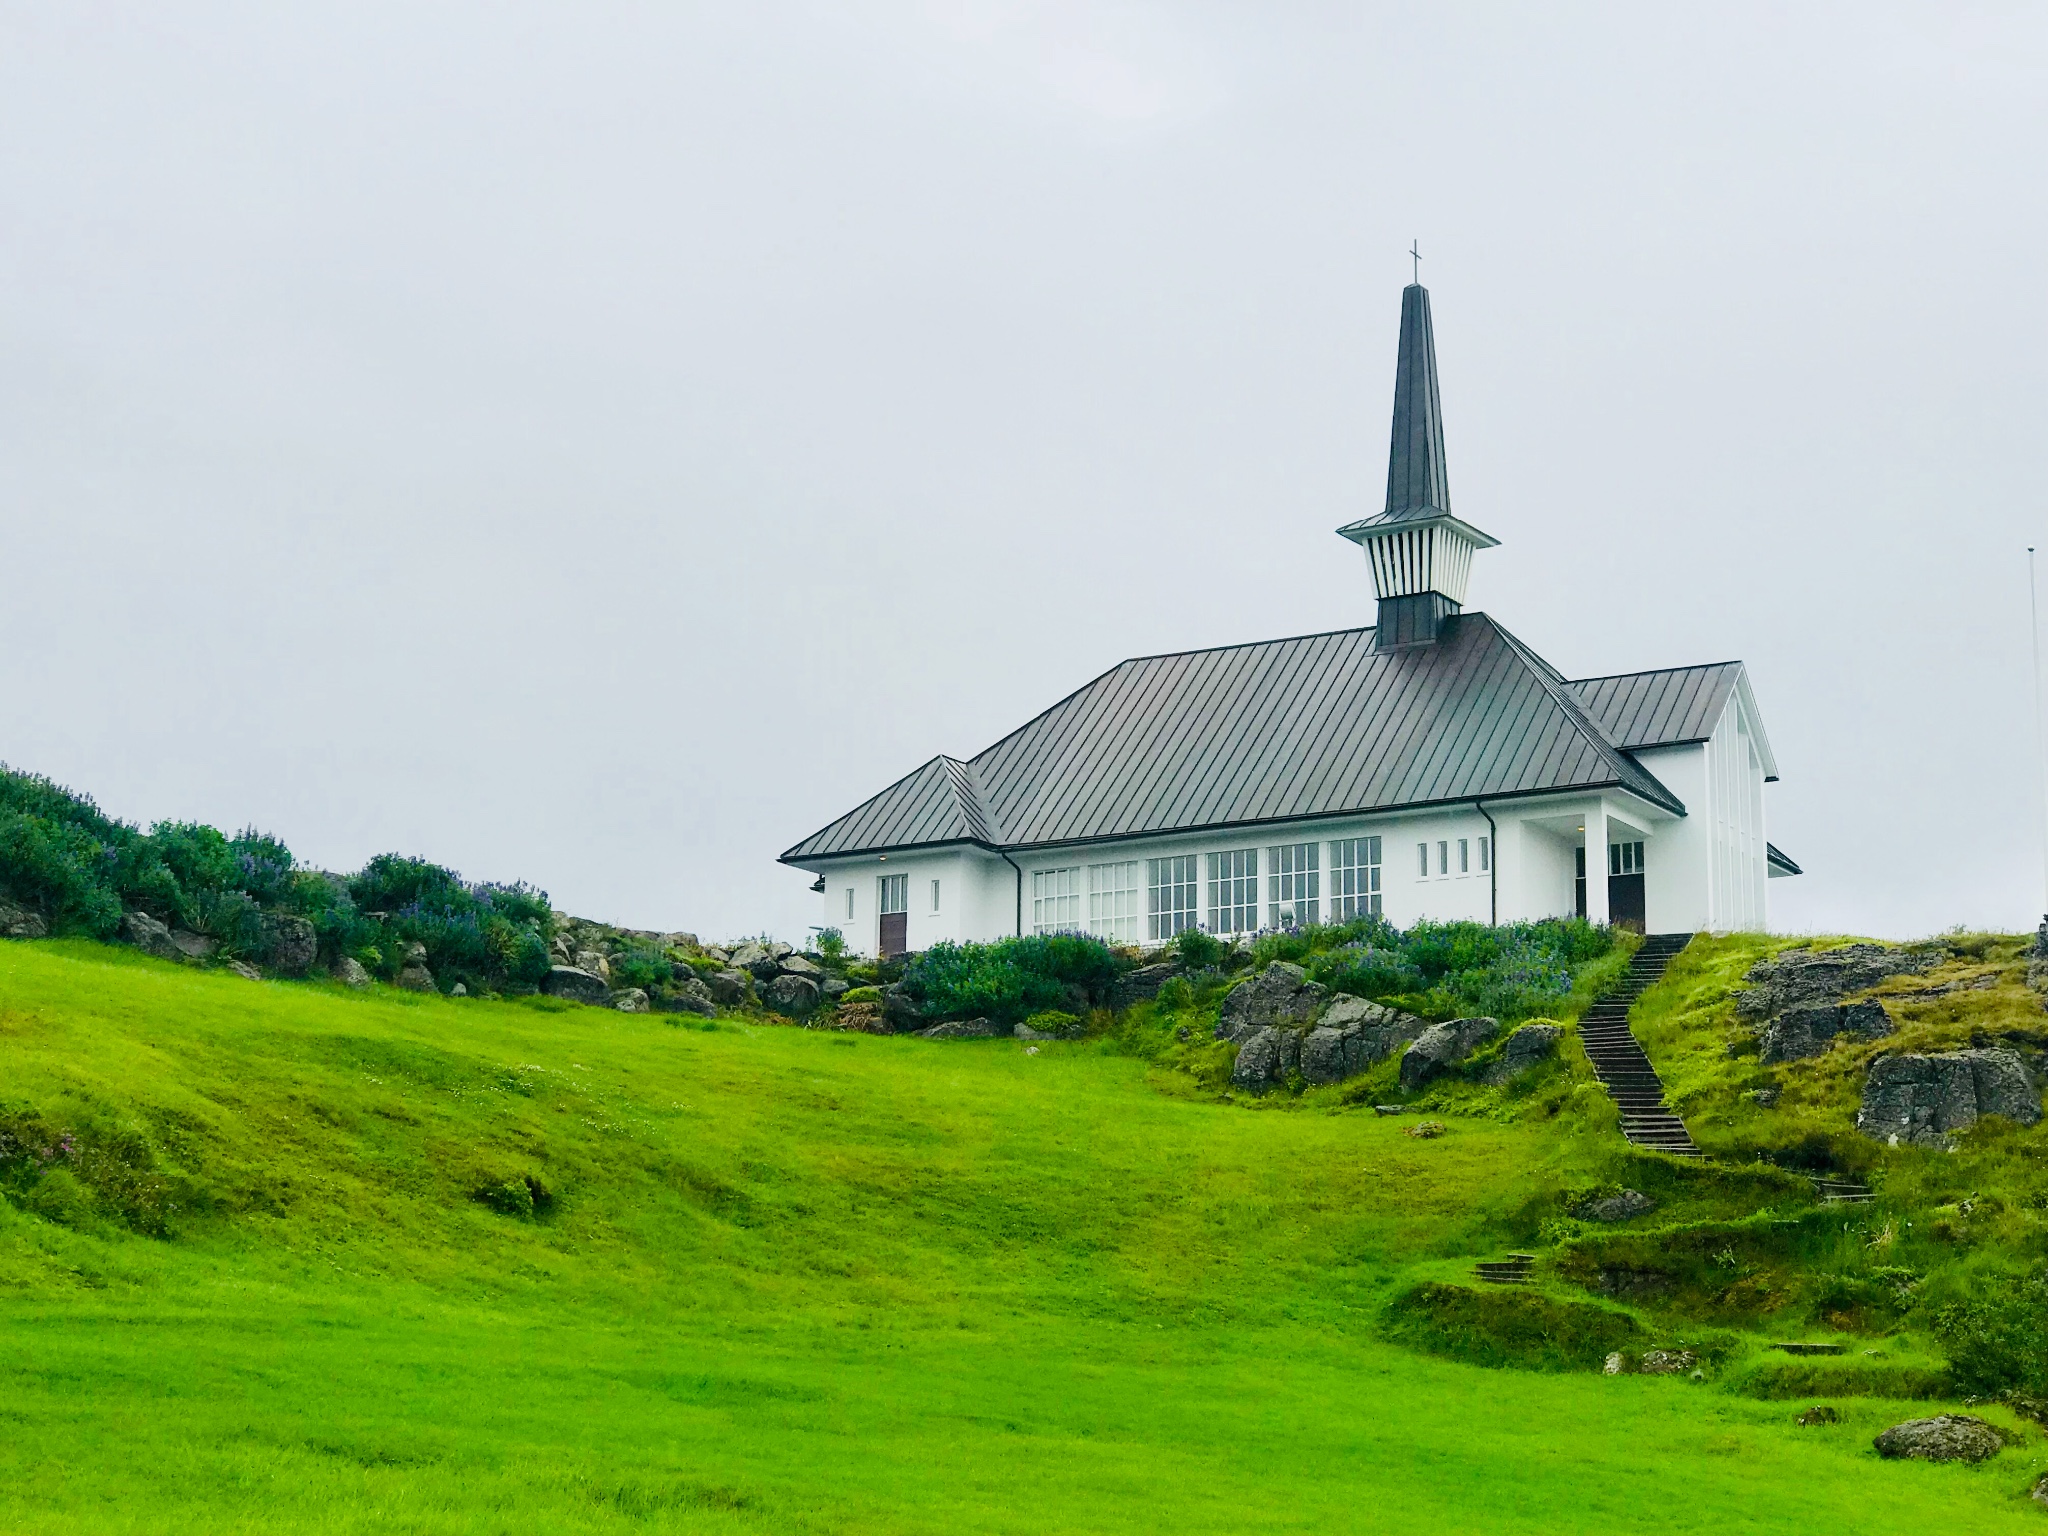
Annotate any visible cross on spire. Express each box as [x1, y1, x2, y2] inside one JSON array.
[[1410, 240, 1421, 285]]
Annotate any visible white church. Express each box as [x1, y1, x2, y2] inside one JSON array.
[[783, 282, 1798, 958]]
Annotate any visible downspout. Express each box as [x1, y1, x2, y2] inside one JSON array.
[[1475, 799, 1498, 927], [998, 850, 1024, 937]]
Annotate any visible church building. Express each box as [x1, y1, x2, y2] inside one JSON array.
[[783, 283, 1799, 957]]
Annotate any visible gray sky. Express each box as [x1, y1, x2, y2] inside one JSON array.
[[2, 3, 2043, 942]]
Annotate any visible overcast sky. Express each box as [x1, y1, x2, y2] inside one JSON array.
[[1, 3, 2043, 942]]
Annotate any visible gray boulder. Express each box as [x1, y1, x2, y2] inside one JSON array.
[[762, 972, 822, 1018], [1873, 1415, 2004, 1463], [655, 976, 718, 1016], [729, 941, 771, 973], [1298, 998, 1430, 1087], [661, 931, 700, 951], [334, 956, 371, 989], [610, 987, 651, 1013], [703, 946, 732, 965], [1231, 1025, 1300, 1091], [121, 910, 181, 960], [1400, 1017, 1503, 1093], [226, 959, 263, 981], [880, 983, 923, 1034], [542, 966, 611, 1005], [1488, 1024, 1565, 1083], [573, 948, 611, 982], [779, 955, 824, 978], [170, 929, 217, 960], [1737, 943, 1940, 1021], [1758, 1001, 1892, 1064], [1215, 963, 1328, 1042], [768, 941, 794, 961], [1856, 1048, 2041, 1147], [1581, 1189, 1657, 1223], [1109, 962, 1180, 1010], [822, 976, 849, 999], [261, 913, 318, 977], [703, 969, 751, 1006], [918, 1017, 1003, 1039], [396, 962, 437, 993], [0, 899, 47, 939]]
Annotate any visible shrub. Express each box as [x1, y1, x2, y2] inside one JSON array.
[[476, 1174, 554, 1220], [1020, 1010, 1082, 1039], [816, 927, 846, 962], [838, 986, 882, 1007], [900, 934, 1124, 1025], [611, 947, 676, 991], [1169, 928, 1225, 969], [1935, 1269, 2048, 1400]]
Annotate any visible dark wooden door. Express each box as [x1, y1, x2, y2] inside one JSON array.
[[1574, 847, 1586, 919], [1607, 874, 1646, 933], [879, 912, 907, 958]]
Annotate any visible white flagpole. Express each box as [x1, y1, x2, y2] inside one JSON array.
[[2031, 548, 2048, 922]]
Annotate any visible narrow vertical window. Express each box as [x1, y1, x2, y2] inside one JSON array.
[[1087, 861, 1141, 944], [1207, 849, 1260, 934], [1146, 856, 1198, 940], [845, 887, 854, 920], [1458, 838, 1469, 873], [930, 879, 941, 912], [1418, 843, 1429, 878], [1478, 836, 1490, 872], [1437, 841, 1449, 876], [1330, 837, 1382, 919], [1266, 842, 1320, 928]]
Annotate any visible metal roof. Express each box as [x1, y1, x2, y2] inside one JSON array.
[[1767, 843, 1802, 877], [782, 612, 1691, 865], [1566, 663, 1744, 751]]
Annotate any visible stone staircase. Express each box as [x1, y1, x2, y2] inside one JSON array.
[[1578, 933, 1700, 1158]]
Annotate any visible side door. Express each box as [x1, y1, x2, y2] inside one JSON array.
[[878, 873, 909, 958]]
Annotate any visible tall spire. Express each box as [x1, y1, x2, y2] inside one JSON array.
[[1384, 283, 1450, 518], [1337, 278, 1498, 650]]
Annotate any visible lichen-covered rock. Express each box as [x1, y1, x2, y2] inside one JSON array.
[[541, 965, 610, 1005], [762, 972, 821, 1018], [1214, 963, 1328, 1041], [573, 948, 612, 982], [610, 987, 650, 1013], [0, 899, 47, 939], [654, 976, 718, 1016], [170, 928, 217, 960], [1231, 1025, 1303, 1091], [1856, 1048, 2041, 1146], [1638, 1350, 1696, 1376], [917, 1017, 1002, 1039], [1399, 1017, 1502, 1092], [1758, 1000, 1892, 1063], [703, 969, 750, 1006], [1737, 943, 1940, 1021], [120, 910, 180, 960], [1873, 1415, 2003, 1463], [1108, 962, 1180, 1010], [333, 956, 371, 989], [880, 982, 923, 1033], [1580, 1189, 1656, 1223], [261, 913, 318, 977], [1488, 1024, 1564, 1083], [396, 962, 437, 993], [778, 955, 823, 978]]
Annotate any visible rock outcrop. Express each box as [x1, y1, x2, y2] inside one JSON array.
[[261, 913, 318, 977], [120, 910, 181, 960], [395, 942, 436, 993], [541, 966, 610, 1005], [0, 899, 48, 939], [1873, 1415, 2004, 1463], [1737, 943, 1940, 1022], [1108, 962, 1181, 1011], [762, 972, 821, 1018], [654, 976, 718, 1016], [1214, 963, 1328, 1040], [917, 1017, 1003, 1039], [1399, 1017, 1503, 1092], [610, 988, 650, 1013], [1487, 1023, 1564, 1083], [1579, 1189, 1656, 1223], [1757, 1000, 1893, 1064], [1298, 997, 1430, 1086], [333, 956, 371, 989], [1856, 1048, 2041, 1147]]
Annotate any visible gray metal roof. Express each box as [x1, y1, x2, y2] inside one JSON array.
[[1767, 842, 1802, 877], [1383, 283, 1451, 520], [1566, 663, 1744, 752], [782, 613, 1691, 865]]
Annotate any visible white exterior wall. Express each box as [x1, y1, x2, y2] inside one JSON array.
[[1701, 698, 1769, 931], [1633, 744, 1712, 934], [807, 792, 1701, 955]]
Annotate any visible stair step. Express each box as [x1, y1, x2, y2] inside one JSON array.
[[1575, 934, 1701, 1159]]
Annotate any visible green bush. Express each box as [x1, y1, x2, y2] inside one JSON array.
[[1935, 1269, 2048, 1400], [900, 934, 1124, 1026], [1170, 928, 1226, 969], [838, 986, 882, 1007], [1020, 1010, 1082, 1039], [611, 947, 677, 992], [475, 1173, 554, 1220]]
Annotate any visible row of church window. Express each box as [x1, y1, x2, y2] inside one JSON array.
[[1417, 836, 1491, 878], [1030, 838, 1386, 943]]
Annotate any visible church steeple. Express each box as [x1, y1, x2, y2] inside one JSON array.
[[1384, 282, 1451, 519], [1338, 280, 1499, 650]]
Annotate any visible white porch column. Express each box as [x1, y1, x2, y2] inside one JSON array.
[[1583, 800, 1609, 926]]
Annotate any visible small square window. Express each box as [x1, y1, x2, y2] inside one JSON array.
[[1458, 838, 1469, 874]]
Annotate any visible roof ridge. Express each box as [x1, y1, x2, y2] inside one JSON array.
[[1566, 659, 1745, 686], [1472, 616, 1688, 817]]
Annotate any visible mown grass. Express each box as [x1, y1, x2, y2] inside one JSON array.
[[0, 937, 2045, 1531]]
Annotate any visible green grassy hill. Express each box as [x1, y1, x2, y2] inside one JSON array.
[[1, 934, 2045, 1533]]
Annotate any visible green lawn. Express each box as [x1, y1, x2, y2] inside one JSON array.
[[0, 940, 2040, 1532]]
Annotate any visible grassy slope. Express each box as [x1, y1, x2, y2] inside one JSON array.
[[0, 939, 2042, 1533]]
